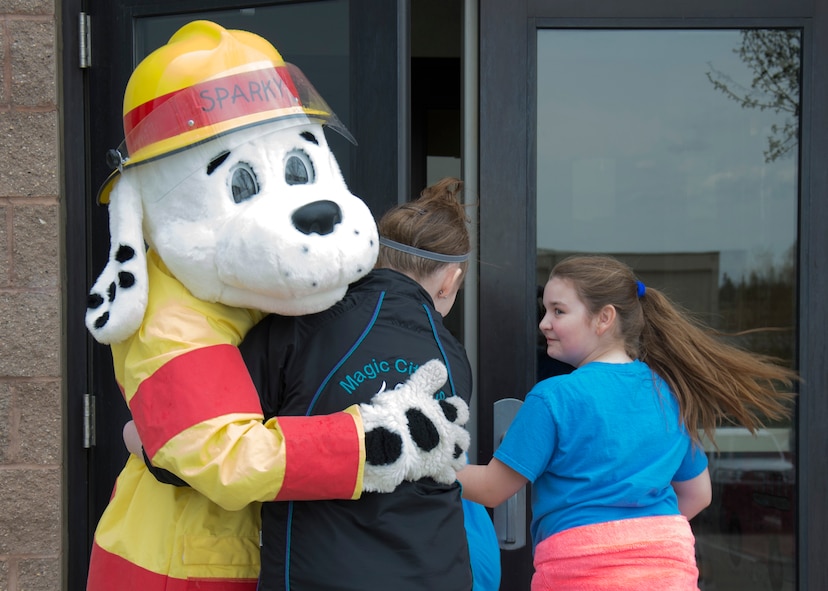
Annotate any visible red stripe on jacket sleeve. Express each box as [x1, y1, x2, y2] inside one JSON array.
[[273, 413, 361, 500], [130, 344, 263, 457]]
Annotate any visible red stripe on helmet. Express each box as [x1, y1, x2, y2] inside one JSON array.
[[122, 66, 302, 158]]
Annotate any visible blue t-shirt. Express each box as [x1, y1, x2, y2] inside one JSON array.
[[494, 360, 708, 548]]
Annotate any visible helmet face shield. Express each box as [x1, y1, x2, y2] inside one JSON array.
[[98, 63, 354, 204], [119, 63, 353, 167]]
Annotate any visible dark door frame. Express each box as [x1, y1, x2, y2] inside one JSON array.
[[479, 1, 828, 590], [63, 1, 407, 589], [61, 0, 91, 588]]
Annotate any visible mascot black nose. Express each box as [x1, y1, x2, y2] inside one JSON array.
[[292, 200, 343, 236]]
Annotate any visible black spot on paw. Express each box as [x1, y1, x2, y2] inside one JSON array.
[[107, 282, 116, 301], [365, 427, 403, 466], [439, 399, 458, 423], [454, 444, 463, 459], [118, 271, 135, 288], [406, 408, 439, 452], [87, 293, 104, 309], [115, 245, 135, 263], [94, 312, 109, 329]]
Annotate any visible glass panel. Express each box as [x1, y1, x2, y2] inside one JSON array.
[[133, 1, 353, 181], [536, 29, 800, 591]]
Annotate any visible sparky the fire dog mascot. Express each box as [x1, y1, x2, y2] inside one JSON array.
[[85, 21, 468, 590]]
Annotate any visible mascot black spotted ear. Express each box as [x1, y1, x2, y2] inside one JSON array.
[[84, 20, 469, 591]]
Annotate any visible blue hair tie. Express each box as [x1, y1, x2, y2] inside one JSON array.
[[636, 280, 646, 298]]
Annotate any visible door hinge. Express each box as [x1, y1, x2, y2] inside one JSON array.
[[79, 12, 91, 69], [83, 393, 96, 448]]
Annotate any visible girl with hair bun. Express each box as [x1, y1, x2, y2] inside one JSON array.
[[240, 177, 499, 591]]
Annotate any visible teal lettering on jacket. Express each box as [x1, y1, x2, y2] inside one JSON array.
[[338, 357, 449, 400]]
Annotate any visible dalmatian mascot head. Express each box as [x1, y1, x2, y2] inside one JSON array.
[[86, 20, 378, 344]]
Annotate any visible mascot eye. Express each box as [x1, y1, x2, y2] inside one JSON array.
[[285, 150, 315, 185], [229, 163, 259, 203]]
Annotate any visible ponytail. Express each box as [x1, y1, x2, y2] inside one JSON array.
[[638, 287, 796, 445]]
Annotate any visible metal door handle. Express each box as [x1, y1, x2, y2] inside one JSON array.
[[503, 492, 518, 544], [493, 398, 526, 550]]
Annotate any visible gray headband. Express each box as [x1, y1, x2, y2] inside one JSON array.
[[379, 237, 470, 263]]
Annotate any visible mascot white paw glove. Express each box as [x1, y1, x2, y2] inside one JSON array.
[[359, 359, 470, 493]]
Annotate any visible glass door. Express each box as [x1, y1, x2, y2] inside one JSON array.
[[478, 1, 828, 589], [535, 28, 799, 591]]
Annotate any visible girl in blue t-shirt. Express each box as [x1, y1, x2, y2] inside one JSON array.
[[458, 254, 797, 591]]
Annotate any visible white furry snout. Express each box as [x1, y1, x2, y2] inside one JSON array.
[[215, 188, 379, 315]]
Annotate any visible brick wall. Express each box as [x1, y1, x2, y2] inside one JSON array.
[[0, 0, 62, 590]]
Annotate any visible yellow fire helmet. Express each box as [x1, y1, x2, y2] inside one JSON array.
[[97, 20, 354, 204]]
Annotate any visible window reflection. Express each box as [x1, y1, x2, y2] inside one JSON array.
[[536, 28, 800, 591]]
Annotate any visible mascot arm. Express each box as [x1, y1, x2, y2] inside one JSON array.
[[128, 343, 365, 511], [133, 350, 470, 500], [123, 264, 469, 504], [115, 266, 365, 511]]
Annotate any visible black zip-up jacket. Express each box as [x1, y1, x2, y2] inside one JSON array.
[[240, 268, 473, 591]]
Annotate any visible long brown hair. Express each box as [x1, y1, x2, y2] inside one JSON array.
[[376, 177, 473, 280], [551, 255, 797, 445]]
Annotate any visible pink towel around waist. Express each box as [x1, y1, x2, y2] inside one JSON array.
[[532, 515, 699, 591]]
